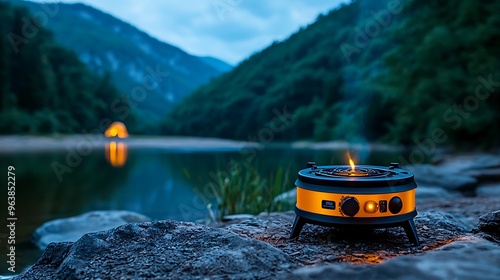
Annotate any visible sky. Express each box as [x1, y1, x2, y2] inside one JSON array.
[[31, 0, 348, 65]]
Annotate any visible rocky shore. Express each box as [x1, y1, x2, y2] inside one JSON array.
[[14, 198, 500, 279], [14, 153, 500, 279]]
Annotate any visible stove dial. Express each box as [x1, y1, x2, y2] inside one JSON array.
[[389, 196, 403, 214], [340, 197, 359, 217]]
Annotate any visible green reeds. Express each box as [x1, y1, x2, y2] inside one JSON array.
[[213, 162, 294, 220]]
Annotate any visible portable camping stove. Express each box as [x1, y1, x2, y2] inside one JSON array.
[[290, 162, 419, 245]]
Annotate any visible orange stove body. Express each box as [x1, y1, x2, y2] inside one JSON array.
[[290, 162, 419, 245]]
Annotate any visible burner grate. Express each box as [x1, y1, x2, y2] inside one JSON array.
[[315, 167, 393, 178]]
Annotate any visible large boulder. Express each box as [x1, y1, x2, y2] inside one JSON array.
[[476, 184, 500, 197], [478, 210, 500, 236], [33, 211, 151, 250], [465, 168, 500, 182], [16, 220, 293, 279]]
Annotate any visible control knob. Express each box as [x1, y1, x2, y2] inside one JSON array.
[[340, 197, 359, 217]]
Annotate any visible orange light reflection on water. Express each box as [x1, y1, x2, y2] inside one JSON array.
[[105, 141, 128, 167]]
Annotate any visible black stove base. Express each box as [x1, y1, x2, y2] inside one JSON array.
[[290, 207, 420, 246]]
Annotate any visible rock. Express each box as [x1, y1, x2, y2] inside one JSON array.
[[416, 186, 461, 199], [476, 183, 500, 197], [273, 188, 296, 205], [408, 164, 478, 191], [478, 210, 500, 235], [16, 220, 293, 280], [33, 211, 151, 250], [465, 168, 500, 182], [415, 211, 474, 231], [406, 154, 500, 192], [439, 154, 500, 173], [289, 237, 500, 280], [418, 197, 500, 230], [222, 214, 255, 222]]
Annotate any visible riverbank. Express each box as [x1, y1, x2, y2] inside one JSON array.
[[0, 135, 417, 154], [0, 135, 261, 153]]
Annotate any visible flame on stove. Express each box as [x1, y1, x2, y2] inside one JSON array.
[[349, 157, 355, 171]]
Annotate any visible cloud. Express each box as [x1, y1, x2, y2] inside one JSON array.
[[30, 0, 348, 64]]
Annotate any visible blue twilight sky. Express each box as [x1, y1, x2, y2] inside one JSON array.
[[31, 0, 348, 64]]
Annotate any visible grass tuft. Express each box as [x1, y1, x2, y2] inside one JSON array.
[[212, 161, 294, 220]]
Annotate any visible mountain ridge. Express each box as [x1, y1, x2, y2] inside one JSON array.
[[9, 0, 233, 123]]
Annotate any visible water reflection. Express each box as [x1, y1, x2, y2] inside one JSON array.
[[105, 141, 128, 167]]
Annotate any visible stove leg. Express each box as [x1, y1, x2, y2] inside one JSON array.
[[290, 215, 306, 239], [402, 218, 419, 246]]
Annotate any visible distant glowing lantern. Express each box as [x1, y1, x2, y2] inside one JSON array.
[[104, 122, 128, 138], [105, 141, 128, 167]]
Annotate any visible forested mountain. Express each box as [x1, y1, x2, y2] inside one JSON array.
[[9, 0, 232, 121], [198, 56, 234, 73], [164, 0, 500, 147], [0, 2, 131, 134]]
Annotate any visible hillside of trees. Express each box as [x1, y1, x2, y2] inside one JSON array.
[[0, 2, 133, 134], [163, 0, 500, 147], [9, 0, 232, 124]]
